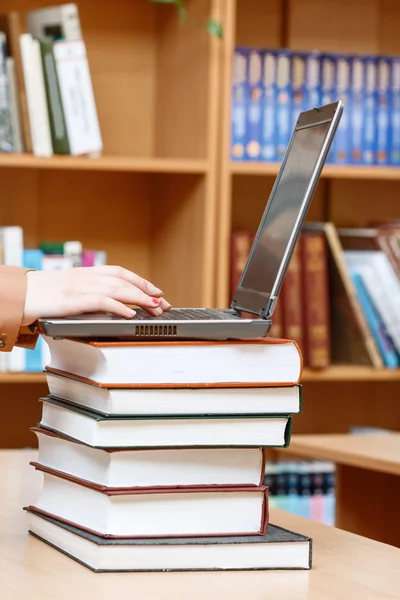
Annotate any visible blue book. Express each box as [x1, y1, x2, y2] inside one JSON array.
[[390, 57, 400, 165], [245, 49, 263, 161], [291, 51, 306, 131], [351, 271, 400, 369], [362, 56, 377, 165], [23, 249, 44, 373], [335, 55, 351, 164], [320, 54, 337, 163], [376, 57, 391, 165], [261, 50, 277, 161], [304, 51, 321, 110], [231, 47, 248, 161], [276, 50, 292, 160], [350, 55, 364, 164]]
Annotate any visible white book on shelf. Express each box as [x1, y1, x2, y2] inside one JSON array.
[[19, 34, 53, 157], [0, 226, 23, 266], [6, 57, 24, 153], [344, 250, 400, 353], [27, 3, 82, 42], [53, 40, 102, 156]]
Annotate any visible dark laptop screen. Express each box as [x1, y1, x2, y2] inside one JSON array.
[[239, 121, 331, 295]]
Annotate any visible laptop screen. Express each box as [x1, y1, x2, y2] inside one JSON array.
[[238, 120, 331, 296]]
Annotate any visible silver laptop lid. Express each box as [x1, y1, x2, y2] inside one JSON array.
[[232, 101, 343, 318]]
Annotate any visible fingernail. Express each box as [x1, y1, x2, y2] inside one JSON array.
[[165, 301, 172, 309], [154, 307, 163, 316], [152, 297, 161, 305], [127, 309, 136, 318], [149, 284, 163, 295]]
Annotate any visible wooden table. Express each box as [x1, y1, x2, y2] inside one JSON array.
[[278, 434, 400, 547], [1, 450, 400, 599]]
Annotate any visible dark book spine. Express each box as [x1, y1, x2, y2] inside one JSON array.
[[281, 239, 304, 351], [301, 232, 330, 368], [39, 37, 70, 154]]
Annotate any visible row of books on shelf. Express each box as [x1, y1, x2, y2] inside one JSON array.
[[231, 220, 400, 369], [264, 460, 335, 527], [0, 225, 106, 372], [0, 3, 102, 157], [232, 47, 400, 166]]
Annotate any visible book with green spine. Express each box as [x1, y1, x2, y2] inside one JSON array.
[[39, 36, 69, 154]]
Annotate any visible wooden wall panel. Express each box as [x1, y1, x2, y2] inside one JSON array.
[[287, 0, 379, 53], [236, 0, 283, 48], [293, 381, 400, 434], [327, 180, 400, 226], [36, 171, 152, 276]]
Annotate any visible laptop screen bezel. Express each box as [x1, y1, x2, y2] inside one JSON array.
[[231, 101, 343, 319]]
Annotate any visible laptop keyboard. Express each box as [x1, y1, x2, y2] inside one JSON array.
[[132, 308, 237, 321]]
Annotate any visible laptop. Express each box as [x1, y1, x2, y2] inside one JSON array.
[[38, 101, 343, 341]]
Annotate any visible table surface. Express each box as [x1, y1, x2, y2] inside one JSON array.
[[283, 433, 400, 476], [1, 450, 400, 600]]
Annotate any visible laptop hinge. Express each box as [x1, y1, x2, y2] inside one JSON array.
[[231, 300, 269, 319]]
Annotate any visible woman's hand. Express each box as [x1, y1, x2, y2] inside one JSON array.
[[22, 266, 171, 326]]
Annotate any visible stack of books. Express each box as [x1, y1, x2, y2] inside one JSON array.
[[26, 336, 312, 572]]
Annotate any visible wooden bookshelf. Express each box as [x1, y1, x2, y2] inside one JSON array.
[[217, 0, 400, 306], [0, 0, 221, 309], [3, 365, 400, 385], [231, 162, 400, 181], [0, 154, 210, 173]]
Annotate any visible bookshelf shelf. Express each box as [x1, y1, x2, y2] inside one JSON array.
[[302, 366, 400, 382], [1, 367, 400, 385], [0, 154, 209, 174], [230, 162, 400, 181]]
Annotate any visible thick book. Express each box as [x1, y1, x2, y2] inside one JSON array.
[[45, 371, 302, 416], [281, 239, 304, 353], [38, 396, 293, 448], [26, 509, 312, 572], [300, 230, 330, 368], [43, 337, 303, 387], [30, 465, 268, 538], [32, 426, 267, 488]]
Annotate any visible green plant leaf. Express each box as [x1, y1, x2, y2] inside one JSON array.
[[207, 18, 223, 39]]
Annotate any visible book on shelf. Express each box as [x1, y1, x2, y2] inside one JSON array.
[[30, 464, 269, 538], [230, 221, 400, 369], [230, 47, 400, 166], [265, 460, 335, 527], [38, 396, 293, 448], [0, 3, 102, 157], [26, 509, 312, 572]]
